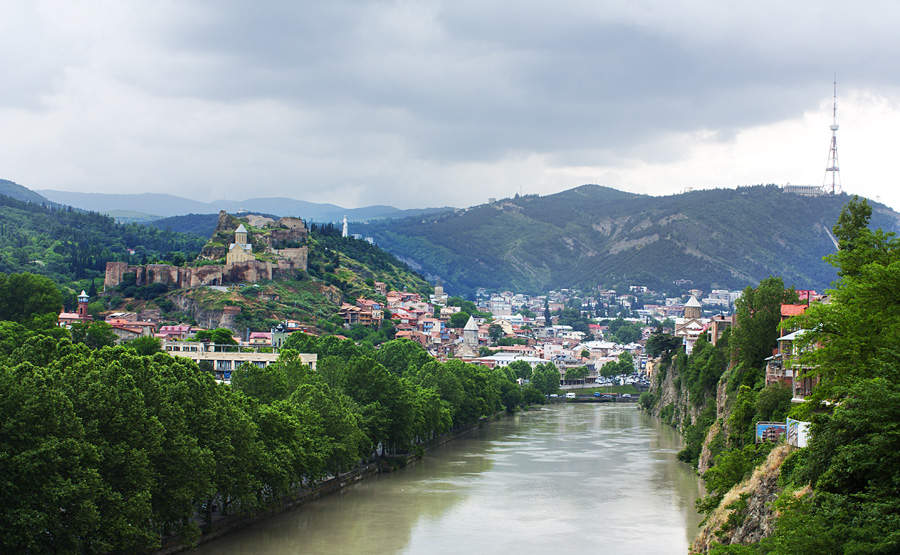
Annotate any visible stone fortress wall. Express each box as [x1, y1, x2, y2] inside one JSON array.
[[104, 212, 309, 291]]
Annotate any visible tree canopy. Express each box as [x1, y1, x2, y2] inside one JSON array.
[[0, 308, 546, 553]]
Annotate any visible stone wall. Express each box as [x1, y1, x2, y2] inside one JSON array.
[[105, 252, 307, 292]]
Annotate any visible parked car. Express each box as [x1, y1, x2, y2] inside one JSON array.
[[565, 392, 576, 399], [621, 393, 632, 398], [593, 392, 602, 397]]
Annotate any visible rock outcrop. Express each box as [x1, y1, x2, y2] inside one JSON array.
[[691, 445, 793, 553]]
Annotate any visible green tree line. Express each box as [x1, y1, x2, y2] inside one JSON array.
[[0, 281, 546, 552]]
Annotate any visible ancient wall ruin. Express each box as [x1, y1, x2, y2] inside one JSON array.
[[104, 247, 307, 292]]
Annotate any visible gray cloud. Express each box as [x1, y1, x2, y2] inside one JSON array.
[[1, 1, 899, 208]]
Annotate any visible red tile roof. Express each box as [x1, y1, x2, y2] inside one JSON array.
[[781, 304, 808, 317]]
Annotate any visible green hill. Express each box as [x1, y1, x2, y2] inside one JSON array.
[[0, 179, 51, 204], [0, 193, 206, 293], [163, 227, 432, 334], [355, 185, 900, 295]]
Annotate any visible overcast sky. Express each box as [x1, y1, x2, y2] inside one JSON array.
[[2, 1, 900, 210]]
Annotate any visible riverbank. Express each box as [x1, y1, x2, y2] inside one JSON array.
[[157, 408, 516, 554]]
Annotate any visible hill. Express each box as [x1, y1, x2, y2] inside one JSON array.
[[37, 189, 451, 222], [146, 213, 221, 236], [354, 185, 900, 295], [0, 179, 52, 204], [0, 193, 206, 294], [108, 222, 431, 334]]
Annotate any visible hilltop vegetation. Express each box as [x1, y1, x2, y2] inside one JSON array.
[[356, 185, 900, 295], [0, 179, 51, 204], [0, 193, 205, 294]]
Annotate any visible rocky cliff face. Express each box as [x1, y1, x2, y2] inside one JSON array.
[[646, 355, 703, 433], [691, 445, 792, 553], [698, 379, 730, 475], [645, 355, 788, 552], [172, 293, 241, 330]]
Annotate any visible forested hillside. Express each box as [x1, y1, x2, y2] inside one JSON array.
[[355, 185, 900, 295], [0, 193, 205, 288]]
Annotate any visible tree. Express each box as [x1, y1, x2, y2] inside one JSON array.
[[375, 338, 431, 376], [488, 324, 504, 344], [730, 276, 793, 384], [754, 382, 792, 422], [600, 360, 617, 378], [0, 272, 63, 322], [507, 359, 532, 381], [195, 328, 237, 345], [70, 321, 117, 349], [543, 298, 551, 324], [645, 331, 682, 358], [600, 352, 634, 377], [531, 363, 560, 395], [606, 318, 642, 344], [447, 296, 479, 315], [791, 197, 899, 400], [127, 336, 162, 356], [448, 311, 471, 329], [565, 366, 589, 383]]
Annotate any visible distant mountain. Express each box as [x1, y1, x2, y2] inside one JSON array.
[[0, 179, 52, 204], [354, 185, 900, 296], [37, 189, 451, 222]]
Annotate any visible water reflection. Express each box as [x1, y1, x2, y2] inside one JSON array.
[[193, 405, 702, 554]]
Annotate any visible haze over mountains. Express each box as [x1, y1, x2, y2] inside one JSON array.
[[37, 189, 450, 223]]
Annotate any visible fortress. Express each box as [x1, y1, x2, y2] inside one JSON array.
[[105, 211, 308, 290]]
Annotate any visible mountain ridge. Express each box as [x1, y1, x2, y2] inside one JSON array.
[[37, 189, 452, 222], [354, 184, 900, 295]]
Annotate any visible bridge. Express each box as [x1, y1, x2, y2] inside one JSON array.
[[566, 394, 638, 403]]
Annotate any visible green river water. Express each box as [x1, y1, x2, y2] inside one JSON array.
[[192, 403, 703, 554]]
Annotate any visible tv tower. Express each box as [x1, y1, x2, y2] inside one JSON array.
[[823, 76, 842, 195]]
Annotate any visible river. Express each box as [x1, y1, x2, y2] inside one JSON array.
[[192, 404, 703, 554]]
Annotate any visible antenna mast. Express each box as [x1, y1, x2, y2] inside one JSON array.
[[823, 76, 842, 195]]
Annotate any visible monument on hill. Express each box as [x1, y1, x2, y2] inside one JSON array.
[[104, 211, 309, 291]]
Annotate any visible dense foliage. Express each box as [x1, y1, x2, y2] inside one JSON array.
[[0, 193, 205, 286], [0, 304, 541, 553], [707, 197, 900, 553]]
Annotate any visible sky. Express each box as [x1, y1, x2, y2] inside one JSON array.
[[2, 1, 900, 211]]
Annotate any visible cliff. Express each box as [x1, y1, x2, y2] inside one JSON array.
[[691, 445, 792, 553], [642, 344, 788, 553], [644, 354, 704, 433]]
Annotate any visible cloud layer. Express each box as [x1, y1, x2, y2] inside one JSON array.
[[2, 1, 899, 209]]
